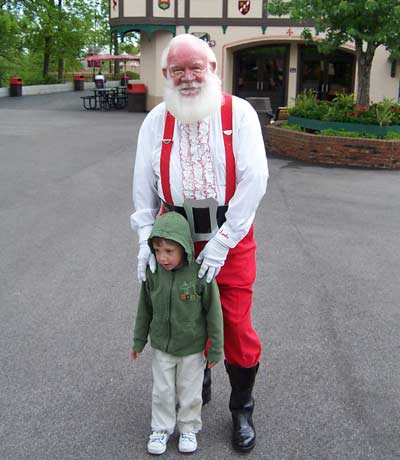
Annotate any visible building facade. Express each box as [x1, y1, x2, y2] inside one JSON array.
[[109, 0, 400, 112]]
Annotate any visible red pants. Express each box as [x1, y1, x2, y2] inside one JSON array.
[[195, 226, 262, 368]]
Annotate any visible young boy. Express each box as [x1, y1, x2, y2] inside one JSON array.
[[131, 212, 223, 455]]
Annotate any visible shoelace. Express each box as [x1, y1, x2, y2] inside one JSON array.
[[150, 432, 167, 444], [180, 433, 196, 443]]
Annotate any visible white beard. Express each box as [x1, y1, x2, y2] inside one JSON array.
[[164, 71, 222, 124]]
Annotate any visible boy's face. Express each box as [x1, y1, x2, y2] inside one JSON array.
[[152, 240, 185, 271]]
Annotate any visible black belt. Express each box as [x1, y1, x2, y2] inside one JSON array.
[[163, 202, 228, 234]]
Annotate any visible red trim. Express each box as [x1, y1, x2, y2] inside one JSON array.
[[160, 111, 175, 205], [160, 94, 236, 205], [221, 93, 236, 203]]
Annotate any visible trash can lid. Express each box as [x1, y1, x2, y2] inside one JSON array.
[[9, 77, 23, 84], [127, 83, 146, 93]]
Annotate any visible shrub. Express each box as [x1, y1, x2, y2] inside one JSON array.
[[322, 94, 355, 122], [374, 98, 396, 126], [385, 131, 400, 140], [288, 90, 329, 120], [281, 122, 304, 132], [320, 129, 378, 139], [288, 91, 400, 126]]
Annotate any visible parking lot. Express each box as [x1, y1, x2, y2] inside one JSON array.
[[1, 91, 400, 460]]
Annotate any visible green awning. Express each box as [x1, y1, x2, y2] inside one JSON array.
[[111, 24, 176, 40]]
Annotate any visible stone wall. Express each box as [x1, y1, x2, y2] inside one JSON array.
[[0, 80, 130, 98], [265, 125, 400, 169]]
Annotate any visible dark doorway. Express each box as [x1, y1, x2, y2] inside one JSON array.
[[298, 46, 355, 100], [233, 45, 289, 113]]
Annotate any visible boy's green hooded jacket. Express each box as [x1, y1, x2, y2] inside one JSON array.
[[132, 212, 224, 362]]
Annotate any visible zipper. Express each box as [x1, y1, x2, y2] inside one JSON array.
[[166, 271, 174, 353]]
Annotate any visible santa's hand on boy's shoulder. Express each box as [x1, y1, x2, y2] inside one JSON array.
[[196, 236, 229, 283], [137, 242, 156, 282], [131, 350, 140, 360], [207, 361, 218, 368]]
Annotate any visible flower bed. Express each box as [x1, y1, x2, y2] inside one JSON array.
[[287, 116, 400, 137], [266, 90, 400, 169], [265, 125, 400, 169], [288, 91, 400, 129]]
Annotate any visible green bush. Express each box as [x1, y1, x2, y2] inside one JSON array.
[[288, 89, 330, 120], [374, 98, 396, 126], [320, 129, 378, 139], [126, 70, 140, 80], [289, 91, 400, 127], [322, 94, 355, 122], [281, 122, 304, 132], [385, 131, 400, 140]]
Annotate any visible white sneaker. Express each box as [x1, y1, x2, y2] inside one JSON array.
[[178, 432, 198, 453], [147, 431, 170, 455]]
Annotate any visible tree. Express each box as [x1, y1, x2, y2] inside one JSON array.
[[267, 0, 400, 106], [21, 0, 94, 80], [0, 1, 23, 85]]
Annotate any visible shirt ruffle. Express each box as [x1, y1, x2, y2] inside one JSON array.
[[178, 120, 218, 200]]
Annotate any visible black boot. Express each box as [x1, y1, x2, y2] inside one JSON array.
[[225, 361, 259, 452], [202, 366, 211, 405]]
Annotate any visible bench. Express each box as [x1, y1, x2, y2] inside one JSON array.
[[110, 94, 128, 109], [80, 96, 99, 110], [81, 92, 127, 111]]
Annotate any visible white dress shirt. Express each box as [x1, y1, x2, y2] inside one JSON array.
[[131, 95, 269, 248]]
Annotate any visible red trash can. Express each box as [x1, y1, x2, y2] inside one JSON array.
[[127, 83, 147, 112], [73, 74, 85, 91], [9, 77, 23, 97]]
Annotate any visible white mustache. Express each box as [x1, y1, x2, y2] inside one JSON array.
[[177, 82, 202, 89]]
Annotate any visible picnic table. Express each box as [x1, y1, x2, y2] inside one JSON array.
[[80, 86, 127, 111]]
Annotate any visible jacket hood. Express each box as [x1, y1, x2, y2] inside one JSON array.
[[148, 212, 194, 264]]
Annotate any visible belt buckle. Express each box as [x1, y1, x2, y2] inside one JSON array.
[[183, 197, 219, 242]]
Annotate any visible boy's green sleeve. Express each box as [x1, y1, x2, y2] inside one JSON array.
[[202, 279, 224, 362], [132, 280, 153, 352]]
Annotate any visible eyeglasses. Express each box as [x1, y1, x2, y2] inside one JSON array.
[[168, 66, 207, 78]]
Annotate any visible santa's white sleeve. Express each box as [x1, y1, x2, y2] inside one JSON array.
[[130, 109, 162, 243], [214, 98, 269, 248]]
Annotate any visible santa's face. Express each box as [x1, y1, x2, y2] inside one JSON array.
[[163, 43, 221, 124], [165, 44, 209, 96]]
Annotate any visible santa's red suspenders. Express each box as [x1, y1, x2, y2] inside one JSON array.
[[160, 93, 236, 208]]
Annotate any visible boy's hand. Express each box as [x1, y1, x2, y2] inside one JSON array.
[[131, 350, 140, 360], [207, 361, 217, 368]]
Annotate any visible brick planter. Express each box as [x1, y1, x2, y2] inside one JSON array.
[[265, 125, 400, 169]]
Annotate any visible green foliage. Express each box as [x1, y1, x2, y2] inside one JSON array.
[[267, 0, 400, 52], [267, 0, 400, 105], [320, 129, 378, 139], [0, 1, 23, 86], [289, 90, 400, 127], [288, 89, 330, 119], [281, 122, 304, 132], [385, 131, 400, 140], [0, 0, 116, 85], [322, 93, 354, 121], [125, 70, 140, 80], [374, 98, 396, 126]]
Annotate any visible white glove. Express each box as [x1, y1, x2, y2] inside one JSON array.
[[137, 242, 156, 282], [196, 237, 230, 283]]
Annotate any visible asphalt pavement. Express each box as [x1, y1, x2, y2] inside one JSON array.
[[1, 92, 400, 460]]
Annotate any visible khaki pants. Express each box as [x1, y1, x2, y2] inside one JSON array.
[[151, 349, 206, 435]]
